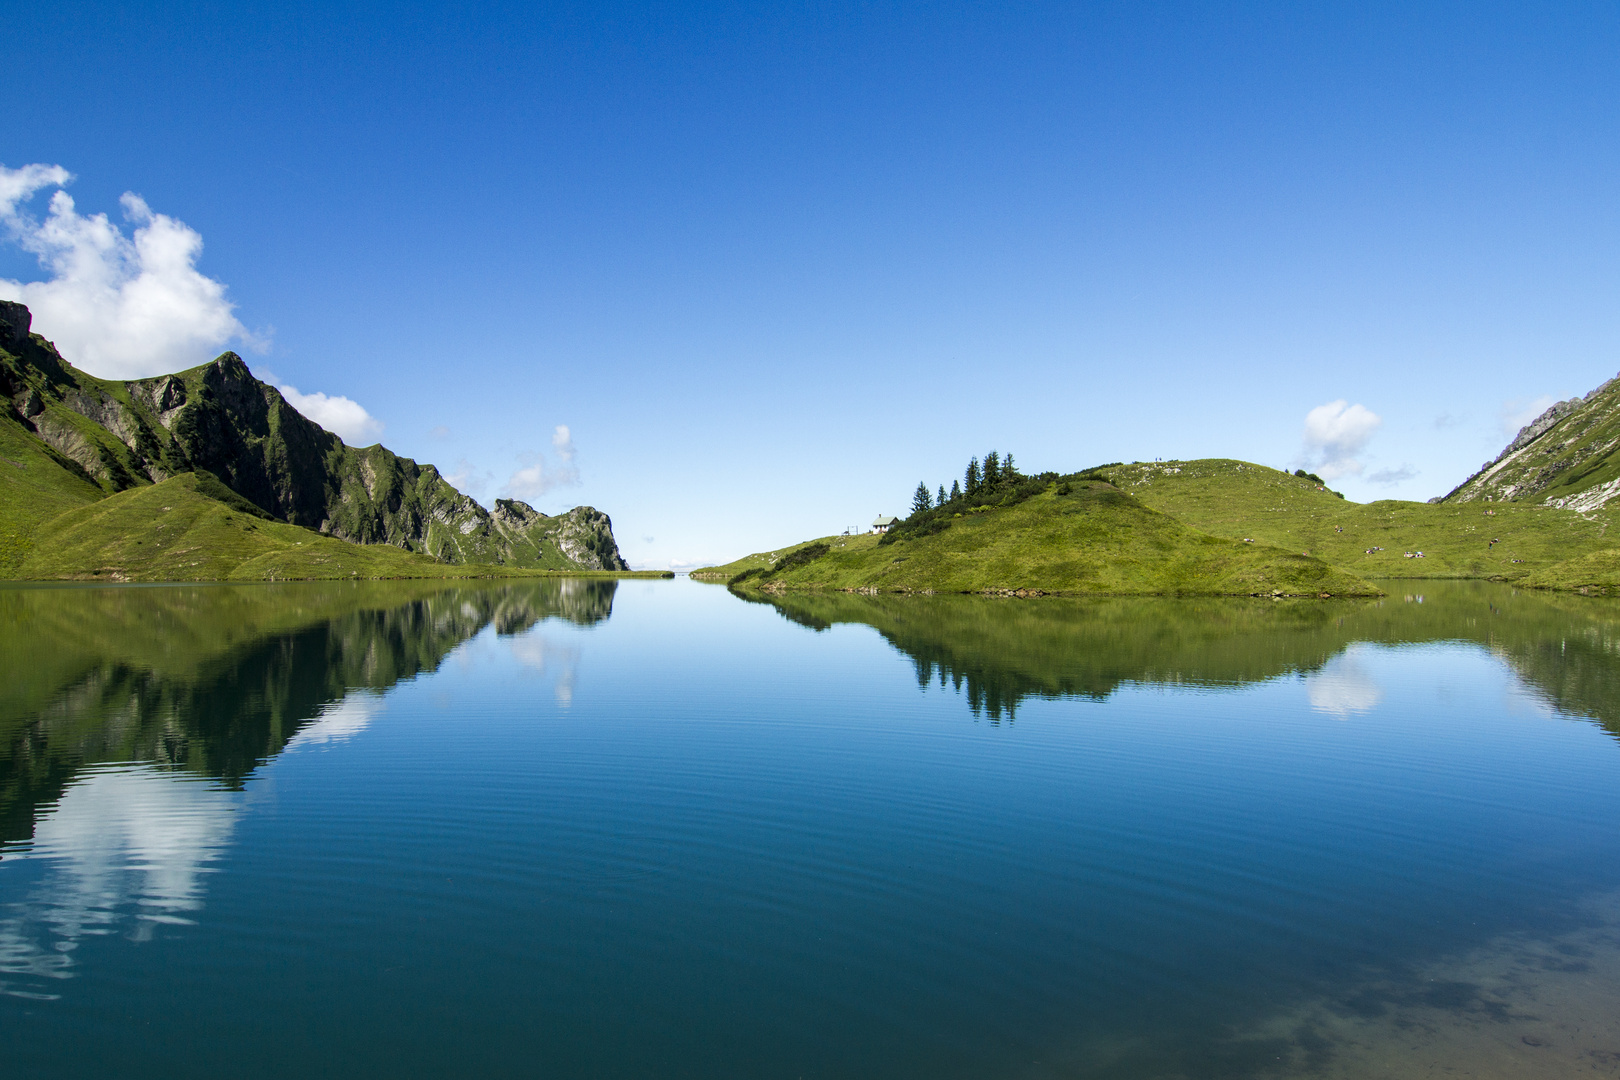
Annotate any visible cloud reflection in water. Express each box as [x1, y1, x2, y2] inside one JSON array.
[[0, 765, 241, 996], [1306, 644, 1385, 718]]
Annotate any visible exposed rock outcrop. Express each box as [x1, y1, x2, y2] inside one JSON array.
[[1443, 372, 1620, 510], [0, 301, 30, 349]]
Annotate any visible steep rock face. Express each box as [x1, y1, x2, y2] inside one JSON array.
[[0, 304, 629, 570], [548, 506, 632, 571], [1443, 373, 1620, 510], [0, 301, 30, 350]]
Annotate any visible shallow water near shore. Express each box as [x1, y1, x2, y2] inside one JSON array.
[[4, 577, 1620, 1078]]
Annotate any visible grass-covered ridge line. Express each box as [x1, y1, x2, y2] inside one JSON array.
[[1113, 458, 1620, 586], [714, 478, 1380, 597], [700, 455, 1620, 597]]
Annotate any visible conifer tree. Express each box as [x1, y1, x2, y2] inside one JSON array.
[[912, 482, 932, 515], [937, 485, 946, 507], [1004, 453, 1017, 478], [950, 479, 961, 501], [984, 451, 1000, 487], [965, 457, 981, 494]]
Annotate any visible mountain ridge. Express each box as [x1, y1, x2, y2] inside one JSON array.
[[1443, 370, 1620, 510], [0, 301, 629, 575]]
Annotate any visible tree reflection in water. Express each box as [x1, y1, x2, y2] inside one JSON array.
[[744, 582, 1620, 734]]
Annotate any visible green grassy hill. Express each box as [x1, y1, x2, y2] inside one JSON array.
[[1521, 550, 1620, 594], [8, 472, 669, 583], [718, 479, 1379, 597], [1113, 458, 1620, 581], [0, 412, 105, 574], [689, 533, 880, 580]]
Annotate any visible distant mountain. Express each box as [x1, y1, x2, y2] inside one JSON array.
[[1443, 371, 1620, 510], [0, 301, 628, 575]]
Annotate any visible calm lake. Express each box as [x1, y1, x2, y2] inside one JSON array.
[[4, 577, 1620, 1078]]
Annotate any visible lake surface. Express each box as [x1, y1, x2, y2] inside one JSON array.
[[5, 578, 1620, 1078]]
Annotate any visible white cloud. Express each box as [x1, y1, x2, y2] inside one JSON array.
[[503, 424, 582, 500], [0, 163, 71, 209], [1500, 394, 1556, 438], [257, 368, 384, 445], [552, 424, 579, 480], [1301, 400, 1382, 480], [0, 163, 259, 378], [443, 457, 492, 497], [1367, 464, 1417, 486]]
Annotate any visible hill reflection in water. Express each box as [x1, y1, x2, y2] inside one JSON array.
[[746, 581, 1620, 734]]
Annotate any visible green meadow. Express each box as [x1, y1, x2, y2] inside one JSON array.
[[715, 478, 1380, 597], [1114, 459, 1620, 588], [698, 457, 1620, 597]]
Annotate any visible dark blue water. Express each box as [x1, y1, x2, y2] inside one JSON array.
[[4, 579, 1620, 1077]]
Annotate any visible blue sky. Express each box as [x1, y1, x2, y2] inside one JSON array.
[[4, 1, 1620, 568]]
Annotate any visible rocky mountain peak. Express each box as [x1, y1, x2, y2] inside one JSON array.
[[208, 351, 253, 379], [493, 498, 547, 526], [0, 309, 631, 573]]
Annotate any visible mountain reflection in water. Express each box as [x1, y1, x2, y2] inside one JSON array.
[[0, 577, 617, 843], [745, 581, 1620, 735], [0, 578, 615, 995]]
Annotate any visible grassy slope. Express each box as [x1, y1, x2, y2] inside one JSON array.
[[11, 473, 670, 582], [2, 336, 187, 494], [689, 533, 881, 579], [728, 481, 1379, 596], [0, 414, 105, 574], [1521, 550, 1620, 593], [4, 340, 631, 573], [1115, 458, 1619, 581]]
